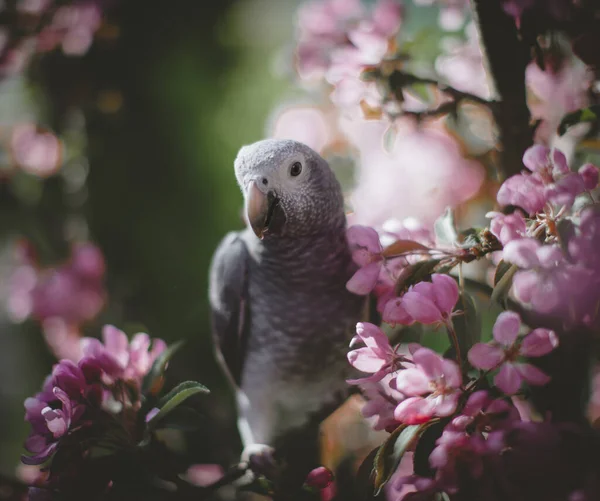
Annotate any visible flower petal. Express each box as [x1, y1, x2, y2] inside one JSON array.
[[348, 348, 386, 373], [382, 297, 414, 325], [468, 343, 504, 370], [412, 347, 444, 380], [346, 261, 381, 295], [347, 225, 382, 254], [493, 311, 522, 346], [402, 291, 442, 324], [520, 328, 559, 357], [517, 363, 551, 386], [395, 367, 431, 396], [394, 397, 434, 424], [523, 145, 549, 172], [495, 363, 522, 395], [102, 325, 129, 368], [503, 238, 541, 269], [355, 322, 391, 352], [431, 274, 459, 316], [430, 392, 459, 417]]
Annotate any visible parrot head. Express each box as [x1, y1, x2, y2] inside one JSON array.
[[234, 139, 345, 239]]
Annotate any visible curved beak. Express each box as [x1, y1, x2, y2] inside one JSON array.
[[246, 181, 281, 239]]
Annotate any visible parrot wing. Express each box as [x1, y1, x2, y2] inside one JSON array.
[[209, 231, 251, 387]]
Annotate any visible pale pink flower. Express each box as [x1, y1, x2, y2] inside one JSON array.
[[347, 322, 407, 383], [394, 347, 462, 424], [10, 124, 62, 177], [360, 372, 405, 431], [487, 210, 528, 246], [468, 311, 558, 394]]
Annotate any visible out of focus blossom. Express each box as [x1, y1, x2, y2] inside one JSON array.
[[526, 59, 592, 143], [186, 464, 225, 487], [305, 466, 334, 489], [468, 311, 557, 394], [436, 22, 491, 100], [347, 123, 485, 227], [487, 210, 527, 245], [10, 124, 62, 177], [269, 105, 334, 153], [8, 241, 106, 326], [414, 0, 469, 31], [394, 347, 462, 424]]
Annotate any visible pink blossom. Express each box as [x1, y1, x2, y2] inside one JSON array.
[[347, 125, 485, 228], [468, 311, 558, 394], [400, 274, 459, 326], [8, 241, 106, 326], [497, 145, 589, 214], [347, 322, 407, 383], [10, 124, 62, 177], [487, 210, 528, 245], [305, 466, 334, 489], [359, 372, 405, 431], [526, 58, 592, 142], [579, 163, 599, 191], [394, 347, 462, 424], [185, 464, 225, 487], [447, 390, 519, 433], [81, 325, 167, 387], [346, 225, 384, 294]]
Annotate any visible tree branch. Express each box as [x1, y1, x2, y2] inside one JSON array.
[[470, 0, 533, 180]]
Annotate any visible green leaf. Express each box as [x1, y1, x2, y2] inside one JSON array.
[[558, 105, 600, 135], [491, 262, 518, 307], [433, 208, 458, 246], [142, 340, 185, 396], [373, 421, 438, 494], [152, 406, 205, 432], [383, 125, 397, 153], [354, 446, 381, 500], [146, 381, 209, 428], [449, 292, 481, 369], [404, 82, 432, 104]]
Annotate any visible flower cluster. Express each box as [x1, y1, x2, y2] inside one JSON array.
[[22, 325, 166, 471], [489, 145, 600, 326], [0, 0, 103, 79], [295, 0, 402, 111], [347, 304, 577, 499]]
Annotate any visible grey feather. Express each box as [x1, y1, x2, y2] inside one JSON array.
[[209, 231, 250, 386]]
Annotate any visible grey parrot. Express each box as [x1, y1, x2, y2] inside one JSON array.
[[208, 138, 365, 489]]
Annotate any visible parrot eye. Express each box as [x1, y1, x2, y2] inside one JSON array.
[[289, 162, 303, 177]]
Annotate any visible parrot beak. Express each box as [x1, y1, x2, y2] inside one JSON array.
[[246, 181, 283, 239]]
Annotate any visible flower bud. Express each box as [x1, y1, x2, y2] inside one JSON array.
[[305, 466, 334, 490]]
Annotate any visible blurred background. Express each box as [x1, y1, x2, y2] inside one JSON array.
[[1, 0, 597, 484], [0, 0, 311, 475]]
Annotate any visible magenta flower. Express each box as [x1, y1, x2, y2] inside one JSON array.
[[468, 311, 558, 394], [305, 466, 334, 490], [394, 347, 462, 424], [346, 225, 384, 294], [401, 274, 459, 326], [22, 360, 96, 465], [10, 124, 62, 177], [447, 390, 519, 433], [347, 322, 407, 383]]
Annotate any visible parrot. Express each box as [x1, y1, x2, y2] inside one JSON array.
[[208, 138, 365, 493]]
